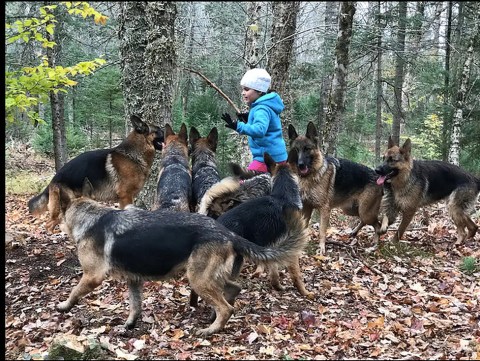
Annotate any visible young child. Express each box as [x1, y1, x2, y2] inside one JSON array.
[[222, 68, 287, 173]]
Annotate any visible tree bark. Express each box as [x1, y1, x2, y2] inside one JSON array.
[[375, 1, 384, 164], [46, 3, 67, 170], [321, 1, 356, 156], [441, 1, 453, 161], [267, 1, 300, 135], [391, 1, 407, 146], [448, 7, 479, 165], [135, 2, 177, 210], [119, 1, 148, 133]]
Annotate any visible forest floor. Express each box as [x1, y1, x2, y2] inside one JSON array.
[[5, 144, 480, 360]]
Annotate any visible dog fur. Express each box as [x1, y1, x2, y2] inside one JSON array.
[[28, 115, 164, 232], [155, 123, 192, 212], [288, 122, 384, 255], [189, 126, 221, 211], [375, 136, 480, 243], [51, 180, 308, 336]]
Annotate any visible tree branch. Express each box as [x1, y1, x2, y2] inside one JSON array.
[[183, 67, 241, 114]]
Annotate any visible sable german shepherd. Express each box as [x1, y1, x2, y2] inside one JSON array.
[[214, 150, 312, 298], [197, 169, 272, 219], [155, 123, 192, 212], [28, 115, 164, 232], [51, 180, 306, 336], [288, 122, 384, 255], [189, 126, 220, 211], [375, 136, 480, 243]]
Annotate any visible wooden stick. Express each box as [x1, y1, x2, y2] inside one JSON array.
[[183, 67, 241, 114]]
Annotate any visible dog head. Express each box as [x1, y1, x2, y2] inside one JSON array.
[[375, 136, 412, 185], [288, 122, 323, 176], [165, 123, 188, 147], [130, 114, 164, 151], [189, 126, 218, 158]]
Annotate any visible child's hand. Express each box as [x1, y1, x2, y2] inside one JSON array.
[[222, 113, 237, 130], [236, 112, 249, 123]]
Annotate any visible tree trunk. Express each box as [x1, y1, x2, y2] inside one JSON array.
[[119, 1, 148, 123], [46, 3, 68, 170], [134, 2, 177, 210], [245, 2, 262, 68], [321, 1, 356, 156], [448, 8, 479, 165], [391, 1, 407, 146], [267, 1, 300, 135], [441, 1, 453, 161], [375, 1, 384, 164]]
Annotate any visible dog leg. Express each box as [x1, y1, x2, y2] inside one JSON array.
[[287, 257, 314, 299], [268, 264, 284, 291], [393, 210, 415, 242], [318, 208, 330, 255], [125, 280, 143, 329], [189, 290, 199, 307], [208, 280, 242, 323], [466, 217, 478, 239], [350, 220, 365, 237], [196, 291, 233, 337], [57, 273, 104, 312]]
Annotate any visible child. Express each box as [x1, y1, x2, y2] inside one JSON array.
[[222, 68, 287, 173]]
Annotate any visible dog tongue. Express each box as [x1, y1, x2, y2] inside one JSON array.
[[376, 175, 386, 185]]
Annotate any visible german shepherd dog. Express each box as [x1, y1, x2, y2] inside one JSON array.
[[189, 126, 221, 211], [288, 122, 384, 255], [51, 180, 307, 336], [155, 123, 192, 212], [197, 170, 272, 219], [375, 136, 480, 243], [213, 150, 312, 298], [28, 115, 164, 232]]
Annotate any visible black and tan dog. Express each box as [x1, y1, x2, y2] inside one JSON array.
[[197, 168, 272, 219], [51, 180, 307, 336], [155, 123, 192, 212], [288, 122, 384, 255], [28, 115, 164, 232], [189, 126, 221, 211], [213, 150, 312, 298], [375, 136, 480, 243]]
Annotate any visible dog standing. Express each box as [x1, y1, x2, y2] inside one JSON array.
[[189, 126, 221, 211], [214, 150, 312, 298], [375, 136, 480, 243], [51, 180, 307, 336], [288, 122, 384, 255], [155, 123, 192, 212], [28, 115, 164, 232]]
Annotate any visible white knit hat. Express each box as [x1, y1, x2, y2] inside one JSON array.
[[240, 68, 271, 93]]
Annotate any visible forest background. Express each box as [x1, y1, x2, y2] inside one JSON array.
[[5, 1, 480, 189]]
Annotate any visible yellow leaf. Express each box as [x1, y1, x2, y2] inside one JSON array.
[[249, 23, 259, 32]]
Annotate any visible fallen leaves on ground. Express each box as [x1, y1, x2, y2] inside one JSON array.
[[5, 188, 480, 360]]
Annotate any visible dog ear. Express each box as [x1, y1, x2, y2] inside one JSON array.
[[82, 177, 94, 198], [178, 123, 188, 145], [165, 123, 174, 138], [288, 124, 298, 142], [130, 114, 149, 134], [229, 163, 244, 177], [401, 138, 412, 155], [54, 184, 72, 216], [287, 147, 299, 166], [189, 126, 200, 148], [306, 122, 318, 145], [388, 135, 395, 149], [264, 152, 277, 174], [207, 127, 218, 152]]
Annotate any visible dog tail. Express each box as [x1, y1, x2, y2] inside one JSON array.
[[232, 208, 308, 266], [197, 176, 240, 215], [28, 186, 49, 215]]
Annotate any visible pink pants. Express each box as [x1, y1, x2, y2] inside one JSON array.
[[247, 159, 286, 173]]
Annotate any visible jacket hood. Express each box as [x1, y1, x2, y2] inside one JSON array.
[[252, 92, 284, 114]]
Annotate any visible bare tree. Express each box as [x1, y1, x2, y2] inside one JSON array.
[[46, 3, 68, 170], [375, 1, 385, 164], [391, 2, 407, 145], [267, 1, 300, 132], [448, 4, 479, 165], [135, 2, 177, 209], [321, 1, 356, 156]]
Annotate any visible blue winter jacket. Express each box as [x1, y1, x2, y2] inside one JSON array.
[[235, 92, 287, 163]]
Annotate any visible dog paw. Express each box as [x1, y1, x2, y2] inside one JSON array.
[[124, 320, 137, 330], [303, 291, 315, 300], [56, 301, 71, 312]]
